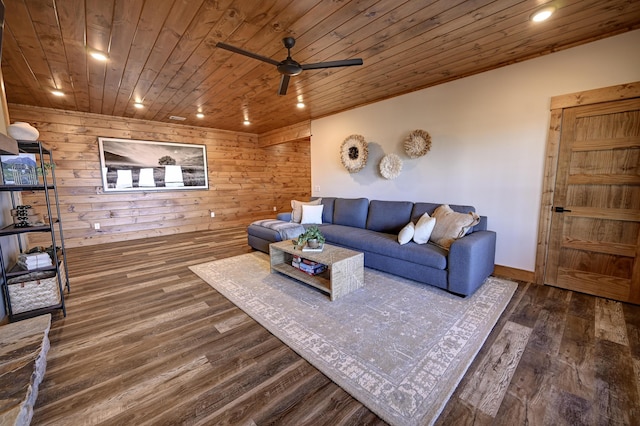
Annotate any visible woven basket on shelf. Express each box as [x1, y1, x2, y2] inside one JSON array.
[[7, 268, 64, 314]]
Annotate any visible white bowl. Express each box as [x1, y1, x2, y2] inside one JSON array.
[[8, 122, 39, 141]]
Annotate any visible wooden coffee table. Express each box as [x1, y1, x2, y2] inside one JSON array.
[[269, 240, 364, 300]]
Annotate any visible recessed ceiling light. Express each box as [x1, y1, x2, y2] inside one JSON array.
[[296, 102, 305, 109], [531, 6, 555, 22], [243, 120, 251, 126], [134, 102, 144, 109], [89, 51, 108, 61], [196, 112, 205, 119], [51, 90, 65, 97]]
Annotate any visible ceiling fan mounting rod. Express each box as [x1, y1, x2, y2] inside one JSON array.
[[283, 37, 296, 50]]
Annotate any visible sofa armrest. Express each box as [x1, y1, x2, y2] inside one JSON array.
[[447, 230, 496, 296], [277, 212, 292, 222]]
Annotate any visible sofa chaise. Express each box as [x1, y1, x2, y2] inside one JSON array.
[[247, 197, 496, 297]]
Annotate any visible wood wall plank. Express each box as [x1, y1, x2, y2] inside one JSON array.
[[258, 120, 311, 147], [9, 104, 311, 248]]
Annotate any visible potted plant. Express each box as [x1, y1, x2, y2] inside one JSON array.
[[37, 162, 55, 176], [297, 225, 325, 249]]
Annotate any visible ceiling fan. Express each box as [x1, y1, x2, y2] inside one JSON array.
[[216, 37, 364, 96]]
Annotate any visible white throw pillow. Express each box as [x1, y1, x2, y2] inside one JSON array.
[[291, 198, 322, 223], [413, 213, 436, 244], [398, 222, 415, 245], [301, 204, 324, 224]]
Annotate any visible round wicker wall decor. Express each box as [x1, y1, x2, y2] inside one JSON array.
[[340, 134, 368, 173], [379, 153, 403, 180], [404, 129, 431, 158]]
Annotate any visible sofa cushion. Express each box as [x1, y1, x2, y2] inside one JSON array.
[[248, 223, 282, 242], [413, 213, 436, 244], [311, 197, 336, 223], [333, 198, 369, 229], [291, 198, 321, 223], [301, 204, 324, 224], [366, 200, 414, 234], [364, 252, 448, 289], [430, 205, 480, 249], [410, 202, 440, 222], [321, 225, 447, 270], [411, 202, 479, 231], [397, 222, 414, 245], [320, 197, 336, 224], [411, 202, 476, 221]]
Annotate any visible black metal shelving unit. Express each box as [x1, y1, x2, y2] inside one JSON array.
[[0, 140, 70, 321]]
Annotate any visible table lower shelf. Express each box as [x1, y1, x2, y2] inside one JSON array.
[[269, 241, 364, 301], [271, 262, 331, 295]]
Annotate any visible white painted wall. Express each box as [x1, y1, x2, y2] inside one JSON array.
[[310, 30, 640, 272]]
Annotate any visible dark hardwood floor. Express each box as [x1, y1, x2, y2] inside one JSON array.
[[31, 227, 640, 425]]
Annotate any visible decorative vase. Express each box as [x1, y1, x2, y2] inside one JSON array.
[[7, 122, 39, 141], [307, 239, 319, 249]]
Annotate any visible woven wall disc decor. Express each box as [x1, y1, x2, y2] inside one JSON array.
[[379, 153, 403, 179], [404, 129, 431, 158], [340, 134, 368, 173]]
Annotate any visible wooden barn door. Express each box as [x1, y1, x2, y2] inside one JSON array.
[[544, 97, 640, 303]]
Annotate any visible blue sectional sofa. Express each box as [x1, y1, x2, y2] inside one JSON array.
[[247, 197, 496, 297]]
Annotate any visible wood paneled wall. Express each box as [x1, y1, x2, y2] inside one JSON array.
[[8, 104, 310, 248]]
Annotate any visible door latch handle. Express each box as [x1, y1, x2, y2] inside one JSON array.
[[554, 206, 572, 213]]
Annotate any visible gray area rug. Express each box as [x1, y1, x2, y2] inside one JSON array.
[[190, 252, 517, 426]]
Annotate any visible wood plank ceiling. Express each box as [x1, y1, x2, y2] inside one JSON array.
[[1, 0, 639, 134]]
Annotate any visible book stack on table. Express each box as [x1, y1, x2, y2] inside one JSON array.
[[292, 255, 327, 276]]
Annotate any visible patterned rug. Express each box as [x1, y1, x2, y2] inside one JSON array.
[[190, 252, 517, 426]]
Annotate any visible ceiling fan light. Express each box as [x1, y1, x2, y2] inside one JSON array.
[[531, 6, 555, 22], [89, 50, 108, 61], [296, 102, 305, 109], [134, 102, 144, 109], [51, 90, 65, 97], [243, 120, 251, 126], [196, 112, 205, 119], [278, 61, 302, 76]]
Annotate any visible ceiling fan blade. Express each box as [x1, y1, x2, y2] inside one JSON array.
[[301, 58, 363, 71], [278, 75, 290, 96], [215, 42, 280, 66]]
